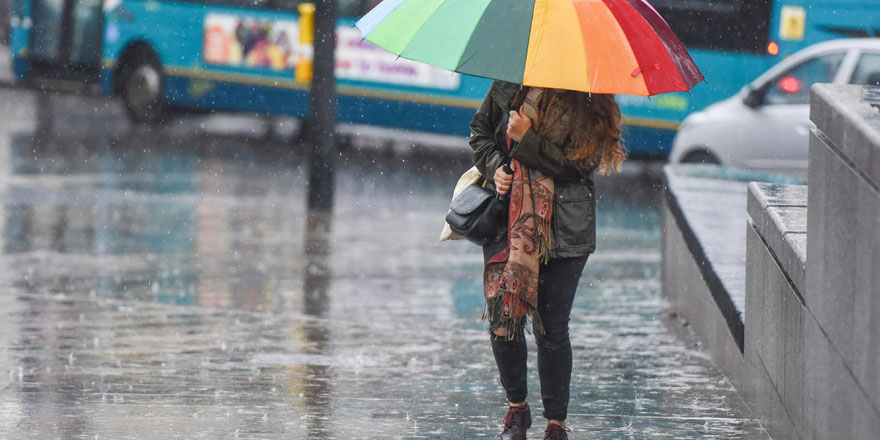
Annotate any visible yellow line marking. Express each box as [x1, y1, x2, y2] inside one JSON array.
[[165, 66, 309, 91], [623, 117, 680, 131], [336, 85, 483, 109]]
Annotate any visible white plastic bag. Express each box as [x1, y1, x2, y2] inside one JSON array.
[[439, 166, 484, 242]]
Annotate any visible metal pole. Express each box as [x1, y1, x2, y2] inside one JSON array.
[[0, 0, 8, 45], [305, 0, 337, 213]]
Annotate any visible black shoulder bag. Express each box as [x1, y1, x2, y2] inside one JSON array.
[[445, 180, 508, 246], [446, 86, 526, 246]]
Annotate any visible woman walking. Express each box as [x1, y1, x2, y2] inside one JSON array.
[[470, 81, 625, 440]]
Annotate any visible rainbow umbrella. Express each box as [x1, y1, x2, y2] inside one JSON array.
[[355, 0, 703, 96]]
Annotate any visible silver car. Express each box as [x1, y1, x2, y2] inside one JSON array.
[[670, 39, 880, 175]]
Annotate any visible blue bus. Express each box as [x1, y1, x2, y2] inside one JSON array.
[[7, 0, 880, 156]]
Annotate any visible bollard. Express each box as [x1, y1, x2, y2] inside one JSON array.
[[295, 2, 315, 84]]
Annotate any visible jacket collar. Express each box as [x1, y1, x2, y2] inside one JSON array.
[[490, 81, 520, 110]]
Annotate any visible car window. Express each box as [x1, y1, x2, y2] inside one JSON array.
[[765, 52, 845, 105], [850, 52, 880, 86]]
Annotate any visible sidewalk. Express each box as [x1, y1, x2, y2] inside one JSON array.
[[0, 75, 769, 439]]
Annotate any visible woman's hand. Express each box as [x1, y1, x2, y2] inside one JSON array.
[[507, 105, 532, 142], [494, 162, 516, 195]]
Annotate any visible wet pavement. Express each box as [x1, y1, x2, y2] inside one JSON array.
[[0, 87, 767, 439]]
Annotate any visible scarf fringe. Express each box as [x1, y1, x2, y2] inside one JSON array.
[[537, 216, 552, 264], [484, 297, 546, 341]]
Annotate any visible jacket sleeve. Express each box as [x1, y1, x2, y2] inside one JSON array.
[[510, 128, 585, 182], [469, 88, 507, 191]]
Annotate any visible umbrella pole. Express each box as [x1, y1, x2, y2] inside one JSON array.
[[497, 85, 526, 202], [502, 85, 526, 175]]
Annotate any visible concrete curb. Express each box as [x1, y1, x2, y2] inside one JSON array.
[[662, 174, 745, 351]]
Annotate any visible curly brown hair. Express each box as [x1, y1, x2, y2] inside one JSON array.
[[541, 90, 626, 175]]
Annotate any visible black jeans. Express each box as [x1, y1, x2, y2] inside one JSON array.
[[483, 245, 588, 421]]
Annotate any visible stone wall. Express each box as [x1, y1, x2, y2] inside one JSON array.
[[743, 85, 880, 439], [801, 84, 880, 438], [745, 182, 808, 439], [663, 84, 880, 440]]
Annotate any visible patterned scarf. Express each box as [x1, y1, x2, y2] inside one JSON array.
[[484, 88, 570, 336]]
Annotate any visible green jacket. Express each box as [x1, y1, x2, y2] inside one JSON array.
[[470, 80, 597, 258]]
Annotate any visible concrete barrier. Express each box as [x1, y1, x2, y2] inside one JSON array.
[[662, 165, 804, 400], [800, 84, 880, 438], [745, 182, 808, 439], [663, 84, 880, 439]]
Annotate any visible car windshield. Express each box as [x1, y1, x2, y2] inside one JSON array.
[[850, 52, 880, 86], [765, 52, 846, 105]]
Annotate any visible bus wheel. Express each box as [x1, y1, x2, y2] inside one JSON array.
[[120, 56, 166, 124]]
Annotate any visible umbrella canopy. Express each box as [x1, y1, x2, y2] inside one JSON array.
[[355, 0, 704, 96]]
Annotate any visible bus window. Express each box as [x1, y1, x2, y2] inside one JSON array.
[[213, 0, 273, 9], [338, 0, 367, 17], [269, 0, 368, 16], [30, 0, 65, 62], [850, 53, 880, 86], [765, 52, 845, 105], [652, 0, 773, 54], [69, 0, 103, 65]]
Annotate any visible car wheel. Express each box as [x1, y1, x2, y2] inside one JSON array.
[[680, 150, 721, 165], [120, 53, 166, 124]]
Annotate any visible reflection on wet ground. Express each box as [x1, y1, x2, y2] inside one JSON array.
[[0, 89, 766, 438]]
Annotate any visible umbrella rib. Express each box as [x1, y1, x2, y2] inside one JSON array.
[[361, 0, 447, 56], [394, 0, 452, 57], [523, 0, 589, 92], [623, 0, 703, 87], [406, 0, 494, 71], [457, 51, 478, 70], [451, 0, 492, 72], [454, 0, 534, 84], [601, 0, 682, 94], [572, 4, 591, 93], [355, 0, 409, 37]]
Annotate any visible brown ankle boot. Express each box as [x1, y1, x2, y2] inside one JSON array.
[[500, 403, 531, 440], [543, 423, 570, 440]]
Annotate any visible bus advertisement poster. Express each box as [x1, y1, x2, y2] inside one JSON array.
[[203, 14, 459, 91]]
